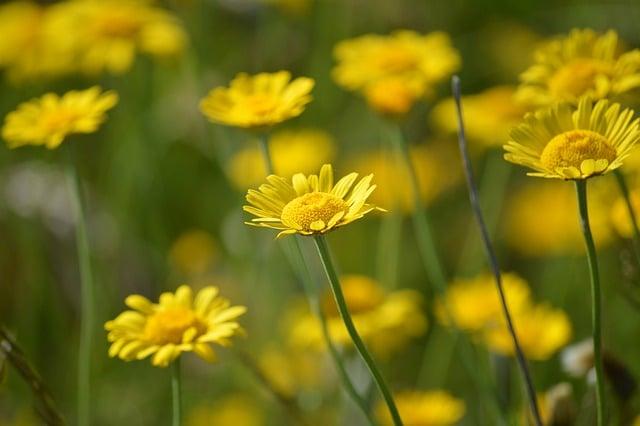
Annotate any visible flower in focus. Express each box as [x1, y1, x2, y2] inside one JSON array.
[[517, 29, 640, 106], [504, 97, 640, 180], [436, 272, 531, 332], [168, 230, 218, 277], [227, 128, 336, 189], [348, 142, 461, 213], [49, 0, 186, 75], [2, 86, 118, 149], [186, 394, 263, 426], [430, 86, 529, 149], [482, 304, 572, 360], [200, 71, 314, 129], [289, 275, 427, 357], [376, 390, 465, 426], [105, 285, 246, 367], [243, 164, 383, 238], [503, 181, 613, 256]]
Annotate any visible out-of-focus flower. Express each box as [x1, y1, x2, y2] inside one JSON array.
[[503, 180, 613, 256], [186, 394, 263, 426], [376, 390, 465, 426], [610, 189, 640, 238], [517, 29, 640, 107], [348, 142, 461, 213], [168, 230, 218, 277], [243, 164, 383, 238], [430, 86, 529, 149], [436, 272, 531, 332], [363, 75, 426, 117], [227, 128, 336, 189], [482, 304, 572, 360], [289, 275, 427, 357], [48, 0, 186, 75], [532, 383, 576, 426], [258, 345, 324, 397], [200, 71, 314, 129], [561, 338, 594, 378], [2, 86, 118, 149], [504, 98, 640, 180], [105, 285, 246, 367]]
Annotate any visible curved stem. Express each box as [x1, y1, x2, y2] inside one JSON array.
[[258, 133, 274, 175], [452, 76, 541, 425], [614, 170, 640, 268], [575, 180, 606, 426], [65, 150, 94, 426], [172, 358, 182, 426], [313, 235, 402, 426]]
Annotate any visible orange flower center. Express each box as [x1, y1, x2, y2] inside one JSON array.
[[40, 109, 79, 133], [243, 94, 278, 116], [281, 192, 348, 232], [548, 59, 612, 99], [540, 130, 616, 171], [144, 308, 206, 345], [374, 46, 419, 73], [93, 10, 142, 38]]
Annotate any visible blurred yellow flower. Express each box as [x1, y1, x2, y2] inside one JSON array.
[[610, 189, 640, 238], [483, 304, 572, 360], [105, 285, 246, 367], [227, 128, 336, 189], [430, 86, 529, 149], [504, 181, 613, 256], [504, 98, 640, 180], [363, 75, 426, 116], [258, 345, 323, 397], [349, 142, 461, 213], [168, 230, 218, 277], [376, 390, 465, 426], [517, 29, 640, 106], [243, 164, 383, 238], [436, 272, 531, 332], [2, 86, 118, 150], [289, 275, 427, 357], [49, 0, 186, 75], [186, 394, 263, 426], [200, 71, 314, 129], [333, 30, 460, 94]]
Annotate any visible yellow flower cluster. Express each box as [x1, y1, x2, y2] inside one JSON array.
[[438, 272, 572, 360], [376, 390, 465, 426]]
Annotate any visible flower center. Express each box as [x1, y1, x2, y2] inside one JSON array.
[[243, 94, 278, 116], [375, 46, 419, 73], [40, 109, 79, 133], [540, 130, 616, 171], [548, 59, 611, 99], [144, 308, 206, 345], [365, 78, 419, 115], [280, 192, 348, 232], [93, 10, 142, 38]]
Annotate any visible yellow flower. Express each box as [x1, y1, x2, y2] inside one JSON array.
[[430, 86, 529, 149], [482, 304, 572, 361], [200, 71, 314, 129], [517, 29, 640, 106], [186, 394, 263, 426], [227, 128, 336, 189], [363, 75, 426, 116], [2, 86, 118, 149], [333, 30, 460, 93], [168, 230, 218, 277], [258, 345, 323, 397], [243, 164, 383, 238], [436, 272, 531, 332], [376, 390, 465, 426], [348, 142, 461, 213], [504, 97, 640, 180], [105, 285, 246, 367], [504, 181, 613, 256], [48, 0, 186, 75], [289, 275, 427, 357]]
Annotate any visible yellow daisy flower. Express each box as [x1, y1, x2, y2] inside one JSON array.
[[2, 86, 118, 149], [200, 71, 314, 129], [227, 128, 336, 189], [243, 164, 383, 238], [186, 394, 263, 426], [483, 304, 572, 361], [168, 230, 218, 278], [288, 275, 427, 358], [376, 390, 465, 426], [503, 97, 640, 180], [105, 285, 246, 367], [517, 29, 640, 106]]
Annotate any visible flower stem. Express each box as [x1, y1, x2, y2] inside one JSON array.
[[452, 76, 542, 426], [258, 133, 274, 175], [376, 212, 402, 289], [575, 179, 606, 426], [313, 235, 402, 426], [172, 358, 182, 426], [65, 150, 94, 426], [614, 170, 640, 268]]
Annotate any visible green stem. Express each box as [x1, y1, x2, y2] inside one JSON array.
[[313, 235, 402, 426], [258, 133, 274, 175], [575, 180, 605, 426], [65, 150, 94, 426], [614, 170, 640, 268], [172, 358, 182, 426], [376, 213, 402, 289], [286, 237, 375, 425]]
